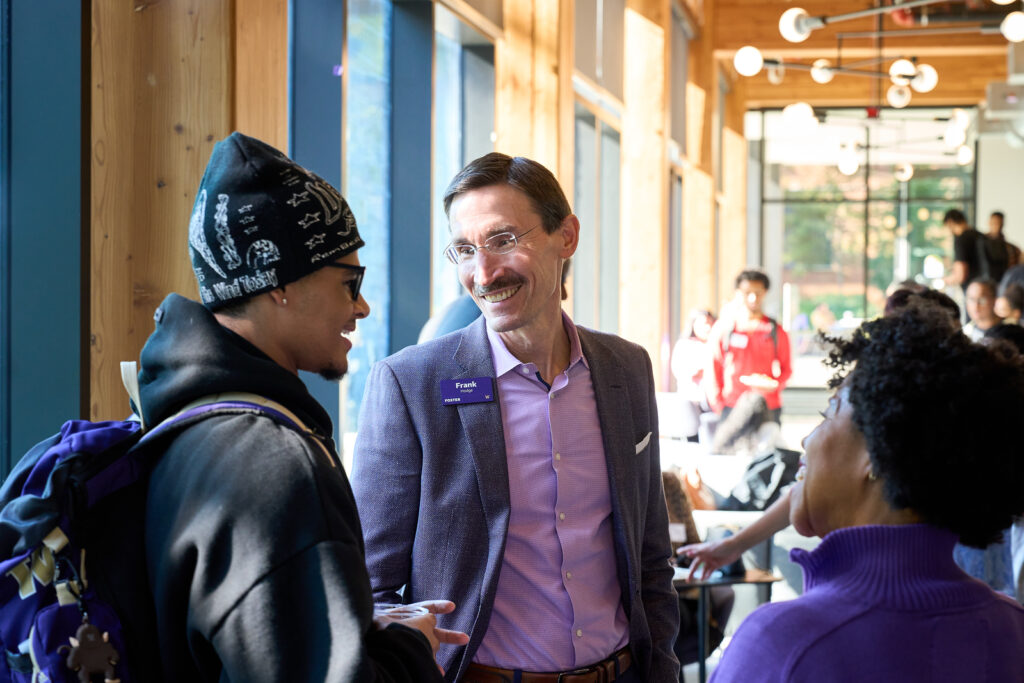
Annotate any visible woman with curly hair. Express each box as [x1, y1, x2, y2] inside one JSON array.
[[710, 303, 1024, 682]]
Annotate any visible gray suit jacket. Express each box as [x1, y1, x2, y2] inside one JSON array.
[[351, 317, 680, 681]]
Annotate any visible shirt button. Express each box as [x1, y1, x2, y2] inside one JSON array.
[[554, 453, 561, 461], [576, 629, 583, 637], [522, 367, 530, 375], [566, 571, 573, 579], [559, 512, 566, 521]]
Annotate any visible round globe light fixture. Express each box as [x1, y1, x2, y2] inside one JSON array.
[[886, 84, 912, 109], [782, 101, 816, 127], [838, 156, 860, 176], [910, 64, 938, 93], [950, 108, 970, 130], [734, 46, 764, 77], [943, 122, 967, 148], [956, 144, 974, 166], [779, 7, 823, 43], [889, 59, 916, 86], [992, 0, 1016, 5], [894, 162, 914, 182], [810, 59, 835, 84], [1001, 11, 1024, 42]]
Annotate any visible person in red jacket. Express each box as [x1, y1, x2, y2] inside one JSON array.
[[708, 268, 792, 424]]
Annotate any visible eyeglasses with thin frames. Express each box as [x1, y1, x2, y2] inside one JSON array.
[[443, 225, 541, 265], [323, 262, 365, 301]]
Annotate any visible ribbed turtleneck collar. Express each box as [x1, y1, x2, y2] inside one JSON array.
[[791, 524, 991, 611]]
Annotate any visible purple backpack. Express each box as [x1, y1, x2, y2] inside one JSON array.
[[0, 393, 314, 683]]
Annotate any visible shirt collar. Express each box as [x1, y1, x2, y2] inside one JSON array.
[[486, 311, 589, 378]]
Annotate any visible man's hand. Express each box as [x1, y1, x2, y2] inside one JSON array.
[[373, 600, 470, 674]]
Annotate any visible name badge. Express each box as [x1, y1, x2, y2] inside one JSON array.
[[441, 377, 494, 405], [729, 332, 749, 349]]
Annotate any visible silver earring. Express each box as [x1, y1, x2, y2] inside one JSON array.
[[281, 298, 288, 305]]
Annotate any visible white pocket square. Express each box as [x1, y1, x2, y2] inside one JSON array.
[[635, 432, 652, 454]]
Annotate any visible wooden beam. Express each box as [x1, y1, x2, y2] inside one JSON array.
[[91, 0, 232, 420]]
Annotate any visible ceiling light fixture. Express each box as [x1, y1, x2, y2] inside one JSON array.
[[956, 145, 975, 166], [894, 162, 915, 182], [782, 101, 818, 127], [943, 123, 967, 148], [910, 64, 939, 93], [733, 46, 765, 77], [838, 147, 860, 176], [1002, 11, 1024, 42], [950, 108, 971, 130], [886, 84, 912, 108], [778, 0, 959, 44], [888, 59, 916, 86], [810, 59, 835, 84]]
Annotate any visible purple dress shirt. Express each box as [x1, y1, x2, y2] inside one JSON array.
[[473, 313, 630, 671]]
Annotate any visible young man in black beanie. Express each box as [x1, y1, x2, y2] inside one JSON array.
[[88, 132, 466, 681]]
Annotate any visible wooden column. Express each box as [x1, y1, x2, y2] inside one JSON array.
[[621, 0, 670, 376], [234, 0, 288, 150], [718, 76, 748, 304], [495, 0, 564, 173], [681, 0, 721, 319], [90, 0, 232, 420]]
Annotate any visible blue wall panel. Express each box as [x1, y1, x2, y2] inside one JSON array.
[[2, 2, 83, 475], [389, 0, 432, 353], [290, 0, 345, 443]]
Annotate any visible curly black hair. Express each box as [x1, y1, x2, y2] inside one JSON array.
[[822, 302, 1024, 548]]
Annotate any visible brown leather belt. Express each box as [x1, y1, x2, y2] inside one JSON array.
[[464, 647, 632, 683]]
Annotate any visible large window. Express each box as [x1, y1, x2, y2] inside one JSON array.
[[574, 0, 625, 101], [343, 0, 392, 433], [751, 108, 976, 387], [573, 102, 621, 333], [431, 3, 496, 314]]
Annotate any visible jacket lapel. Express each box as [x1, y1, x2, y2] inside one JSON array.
[[579, 328, 638, 610], [452, 318, 511, 539]]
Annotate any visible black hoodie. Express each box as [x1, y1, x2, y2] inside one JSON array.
[[87, 293, 441, 682]]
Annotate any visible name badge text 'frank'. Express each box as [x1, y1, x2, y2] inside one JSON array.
[[441, 377, 494, 405]]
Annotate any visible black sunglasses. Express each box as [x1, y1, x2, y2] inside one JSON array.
[[324, 262, 365, 301]]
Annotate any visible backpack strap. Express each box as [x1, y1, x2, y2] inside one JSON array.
[[140, 392, 337, 468], [120, 361, 337, 466], [146, 392, 336, 466]]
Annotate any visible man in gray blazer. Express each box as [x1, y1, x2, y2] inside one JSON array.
[[352, 153, 680, 682]]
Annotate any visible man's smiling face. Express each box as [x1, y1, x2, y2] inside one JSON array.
[[448, 183, 573, 336]]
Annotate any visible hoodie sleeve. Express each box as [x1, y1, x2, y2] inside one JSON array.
[[210, 541, 441, 682], [145, 415, 442, 683]]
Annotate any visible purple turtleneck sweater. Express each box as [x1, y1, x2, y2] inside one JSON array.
[[711, 524, 1024, 682]]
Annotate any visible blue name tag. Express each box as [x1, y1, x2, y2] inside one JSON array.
[[440, 377, 494, 405]]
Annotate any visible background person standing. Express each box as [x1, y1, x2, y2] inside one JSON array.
[[707, 269, 792, 426]]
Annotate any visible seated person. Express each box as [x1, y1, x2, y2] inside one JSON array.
[[964, 277, 1003, 341], [662, 472, 735, 666], [996, 282, 1024, 325], [709, 303, 1024, 682]]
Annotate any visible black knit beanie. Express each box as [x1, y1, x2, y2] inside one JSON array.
[[188, 131, 364, 309]]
